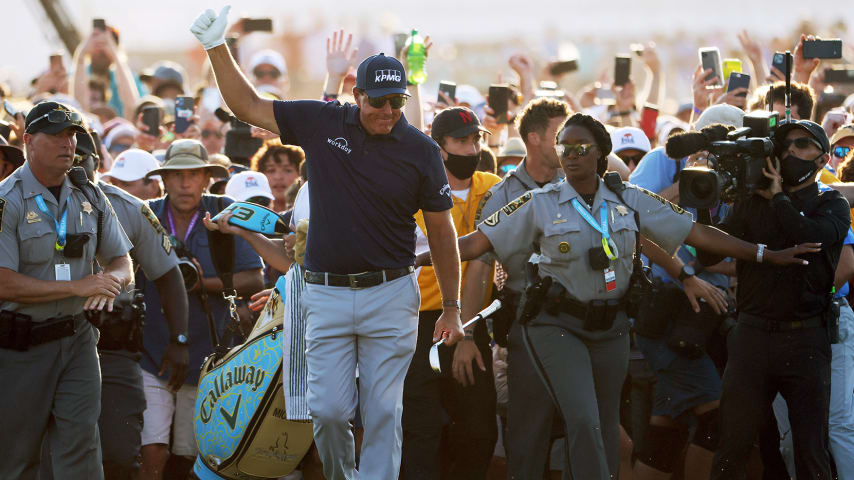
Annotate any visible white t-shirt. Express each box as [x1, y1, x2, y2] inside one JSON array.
[[290, 181, 310, 229]]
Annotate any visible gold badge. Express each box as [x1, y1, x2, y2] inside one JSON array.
[[558, 241, 570, 253], [552, 219, 567, 224], [81, 201, 93, 214], [615, 205, 629, 216], [26, 211, 41, 223]]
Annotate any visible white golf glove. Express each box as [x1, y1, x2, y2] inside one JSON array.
[[190, 5, 231, 50]]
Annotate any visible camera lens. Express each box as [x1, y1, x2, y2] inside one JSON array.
[[178, 259, 200, 292], [690, 175, 715, 199]]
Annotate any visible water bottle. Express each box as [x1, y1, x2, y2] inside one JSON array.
[[405, 29, 427, 85]]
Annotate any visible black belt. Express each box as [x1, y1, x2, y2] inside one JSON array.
[[556, 295, 626, 319], [0, 312, 83, 351], [304, 266, 414, 289], [738, 313, 823, 332]]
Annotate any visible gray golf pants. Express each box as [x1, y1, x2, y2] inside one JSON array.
[[303, 273, 419, 480]]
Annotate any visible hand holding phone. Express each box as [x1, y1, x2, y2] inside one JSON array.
[[141, 106, 162, 137], [802, 38, 842, 59], [614, 55, 631, 87], [92, 18, 106, 31], [699, 47, 723, 87], [174, 97, 195, 134], [242, 18, 273, 33], [488, 84, 511, 124], [726, 72, 750, 97], [437, 81, 457, 106]]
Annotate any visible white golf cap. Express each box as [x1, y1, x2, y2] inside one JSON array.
[[103, 149, 161, 182], [611, 127, 651, 154], [695, 104, 745, 130], [498, 137, 527, 158], [248, 49, 287, 75], [225, 171, 275, 202]]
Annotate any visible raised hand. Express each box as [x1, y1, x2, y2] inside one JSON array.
[[190, 5, 231, 50], [326, 30, 359, 80]]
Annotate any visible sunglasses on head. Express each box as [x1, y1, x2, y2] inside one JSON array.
[[366, 95, 407, 109], [783, 137, 824, 152], [833, 145, 852, 159], [26, 109, 83, 133], [555, 143, 597, 158]]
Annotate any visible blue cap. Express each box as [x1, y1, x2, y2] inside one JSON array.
[[355, 53, 409, 98]]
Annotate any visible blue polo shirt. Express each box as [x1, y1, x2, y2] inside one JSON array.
[[273, 100, 453, 274], [140, 194, 263, 385]]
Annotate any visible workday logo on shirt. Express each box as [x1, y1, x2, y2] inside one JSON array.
[[327, 137, 352, 154]]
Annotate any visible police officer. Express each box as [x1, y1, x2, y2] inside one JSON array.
[[0, 101, 133, 479], [77, 135, 190, 478], [421, 112, 819, 479]]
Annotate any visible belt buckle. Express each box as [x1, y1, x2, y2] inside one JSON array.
[[348, 273, 363, 289]]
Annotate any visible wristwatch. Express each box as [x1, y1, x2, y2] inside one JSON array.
[[677, 264, 696, 282], [171, 333, 190, 346]]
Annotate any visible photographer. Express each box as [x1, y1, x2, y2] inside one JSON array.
[[698, 120, 850, 479]]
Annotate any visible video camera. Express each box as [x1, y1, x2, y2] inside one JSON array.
[[668, 110, 779, 208], [215, 107, 263, 167], [172, 240, 201, 292]]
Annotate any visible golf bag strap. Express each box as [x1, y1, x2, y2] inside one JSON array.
[[206, 196, 241, 355]]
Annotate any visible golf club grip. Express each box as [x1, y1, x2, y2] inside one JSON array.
[[433, 299, 503, 347]]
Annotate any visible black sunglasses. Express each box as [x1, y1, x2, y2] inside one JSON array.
[[26, 109, 83, 133], [367, 95, 407, 109], [555, 143, 597, 158], [783, 137, 823, 152]]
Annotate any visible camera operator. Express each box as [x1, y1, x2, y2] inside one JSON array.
[[137, 139, 264, 479], [698, 120, 850, 479]]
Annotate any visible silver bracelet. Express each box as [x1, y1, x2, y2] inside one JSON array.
[[756, 243, 766, 263]]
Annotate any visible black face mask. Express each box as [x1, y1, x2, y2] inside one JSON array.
[[443, 150, 479, 180], [780, 153, 819, 186]]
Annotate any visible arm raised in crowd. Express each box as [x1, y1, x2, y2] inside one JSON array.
[[399, 35, 432, 132], [191, 6, 279, 134], [323, 30, 358, 99], [638, 44, 662, 107]]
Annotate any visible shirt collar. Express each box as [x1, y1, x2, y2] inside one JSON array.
[[510, 158, 563, 190], [557, 176, 619, 207], [20, 161, 78, 204], [345, 103, 409, 141]]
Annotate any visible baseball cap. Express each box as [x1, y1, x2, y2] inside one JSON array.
[[142, 61, 186, 95], [611, 127, 651, 154], [104, 149, 162, 182], [498, 137, 527, 158], [25, 101, 87, 135], [695, 104, 744, 130], [225, 171, 275, 202], [0, 135, 24, 168], [355, 53, 409, 98], [248, 49, 287, 75], [147, 139, 228, 177], [773, 119, 830, 154], [431, 107, 489, 142], [830, 124, 854, 146]]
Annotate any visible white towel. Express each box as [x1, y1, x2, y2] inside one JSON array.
[[281, 263, 310, 421]]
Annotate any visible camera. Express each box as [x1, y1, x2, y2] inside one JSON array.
[[670, 110, 779, 208], [173, 242, 201, 292], [215, 107, 263, 167]]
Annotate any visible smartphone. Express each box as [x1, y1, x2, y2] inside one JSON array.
[[771, 51, 786, 75], [722, 59, 742, 88], [242, 18, 273, 33], [549, 59, 578, 76], [640, 104, 658, 140], [726, 72, 751, 97], [488, 84, 511, 124], [141, 106, 162, 137], [92, 18, 106, 31], [4, 99, 19, 118], [824, 67, 854, 84], [49, 54, 63, 70], [392, 33, 409, 58], [174, 96, 194, 134], [614, 55, 631, 87], [437, 81, 456, 106], [803, 39, 842, 59], [699, 47, 723, 86]]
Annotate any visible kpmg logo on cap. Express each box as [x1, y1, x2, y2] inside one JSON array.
[[621, 133, 635, 145], [327, 137, 352, 154], [245, 176, 260, 188], [375, 69, 402, 83]]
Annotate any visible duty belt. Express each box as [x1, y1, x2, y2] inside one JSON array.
[[304, 266, 414, 289], [0, 311, 83, 351], [738, 312, 824, 332]]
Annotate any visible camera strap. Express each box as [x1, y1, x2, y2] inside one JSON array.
[[206, 196, 241, 358]]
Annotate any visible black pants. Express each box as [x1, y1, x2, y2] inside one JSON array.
[[401, 310, 497, 480], [712, 318, 832, 480]]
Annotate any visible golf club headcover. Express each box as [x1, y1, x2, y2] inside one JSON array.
[[211, 202, 289, 236]]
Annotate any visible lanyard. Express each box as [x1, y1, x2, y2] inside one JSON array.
[[166, 205, 200, 244], [34, 194, 68, 252], [571, 198, 617, 260]]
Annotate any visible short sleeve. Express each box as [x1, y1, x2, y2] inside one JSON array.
[[627, 186, 694, 255], [0, 195, 20, 270], [96, 192, 132, 261], [477, 192, 540, 264], [473, 186, 506, 265], [132, 202, 179, 281], [418, 143, 453, 212], [272, 100, 327, 146], [629, 147, 680, 194]]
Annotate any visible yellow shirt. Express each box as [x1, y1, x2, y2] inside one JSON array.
[[414, 171, 501, 311], [819, 168, 854, 222]]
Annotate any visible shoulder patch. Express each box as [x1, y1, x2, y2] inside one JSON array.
[[635, 186, 686, 214], [141, 203, 174, 253], [501, 192, 533, 217], [0, 198, 5, 232], [474, 190, 493, 224], [483, 210, 500, 227]]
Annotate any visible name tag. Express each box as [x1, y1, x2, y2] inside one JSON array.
[[55, 263, 71, 281]]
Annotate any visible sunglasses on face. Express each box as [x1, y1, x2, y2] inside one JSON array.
[[201, 129, 224, 139], [26, 109, 84, 133], [499, 164, 517, 174], [783, 137, 823, 152], [555, 143, 597, 158], [619, 152, 645, 166], [254, 69, 281, 79], [833, 146, 852, 159], [366, 95, 407, 109]]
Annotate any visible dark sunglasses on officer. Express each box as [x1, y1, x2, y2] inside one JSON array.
[[555, 143, 597, 158], [25, 109, 84, 134]]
